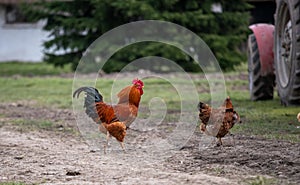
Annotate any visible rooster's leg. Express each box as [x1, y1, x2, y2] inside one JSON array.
[[218, 137, 223, 146], [119, 142, 126, 153], [104, 131, 110, 154]]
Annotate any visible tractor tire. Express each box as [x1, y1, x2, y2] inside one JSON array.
[[248, 34, 275, 101], [274, 0, 300, 105]]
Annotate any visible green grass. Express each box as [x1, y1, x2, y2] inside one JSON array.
[[13, 119, 73, 133], [12, 119, 54, 130], [232, 99, 300, 142], [0, 118, 75, 133], [0, 77, 73, 108], [0, 62, 299, 142], [246, 176, 277, 185], [0, 62, 71, 76]]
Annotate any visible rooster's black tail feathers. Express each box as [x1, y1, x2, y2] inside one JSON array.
[[73, 87, 103, 102], [73, 87, 103, 122]]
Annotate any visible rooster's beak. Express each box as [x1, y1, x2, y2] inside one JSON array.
[[142, 86, 144, 88]]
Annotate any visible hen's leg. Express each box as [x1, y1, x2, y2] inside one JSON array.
[[119, 142, 126, 153], [104, 131, 110, 154], [229, 132, 235, 145]]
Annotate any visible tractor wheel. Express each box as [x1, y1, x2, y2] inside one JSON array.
[[274, 0, 300, 105], [248, 34, 275, 100]]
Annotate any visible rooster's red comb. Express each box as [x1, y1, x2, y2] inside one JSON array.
[[132, 78, 144, 86]]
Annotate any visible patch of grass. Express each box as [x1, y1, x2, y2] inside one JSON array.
[[0, 183, 28, 185], [246, 176, 277, 185], [212, 167, 225, 175], [231, 98, 300, 142], [6, 118, 76, 133], [0, 77, 73, 108], [234, 62, 248, 72], [0, 62, 71, 76], [12, 119, 54, 130]]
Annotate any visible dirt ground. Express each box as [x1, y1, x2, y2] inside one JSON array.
[[0, 102, 299, 185]]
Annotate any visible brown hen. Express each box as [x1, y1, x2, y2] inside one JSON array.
[[198, 97, 240, 146]]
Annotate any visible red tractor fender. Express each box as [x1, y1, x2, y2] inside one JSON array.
[[249, 23, 275, 76]]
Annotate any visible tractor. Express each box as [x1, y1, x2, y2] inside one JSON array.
[[247, 0, 300, 105]]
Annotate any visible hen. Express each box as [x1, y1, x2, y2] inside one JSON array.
[[198, 96, 240, 146], [73, 79, 144, 153]]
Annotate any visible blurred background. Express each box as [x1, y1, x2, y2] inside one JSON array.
[[0, 0, 267, 73]]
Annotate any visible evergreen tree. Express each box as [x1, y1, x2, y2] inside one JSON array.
[[23, 0, 250, 73]]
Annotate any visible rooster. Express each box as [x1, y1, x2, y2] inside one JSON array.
[[198, 96, 240, 146], [73, 79, 144, 153]]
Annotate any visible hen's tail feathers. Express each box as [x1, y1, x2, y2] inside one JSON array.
[[197, 102, 206, 111], [73, 87, 103, 122], [198, 102, 211, 125]]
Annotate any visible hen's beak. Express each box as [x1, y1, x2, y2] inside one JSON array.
[[142, 86, 144, 88]]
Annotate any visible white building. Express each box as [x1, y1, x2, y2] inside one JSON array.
[[0, 0, 48, 62]]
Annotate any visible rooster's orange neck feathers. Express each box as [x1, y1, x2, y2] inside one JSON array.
[[117, 85, 142, 107]]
